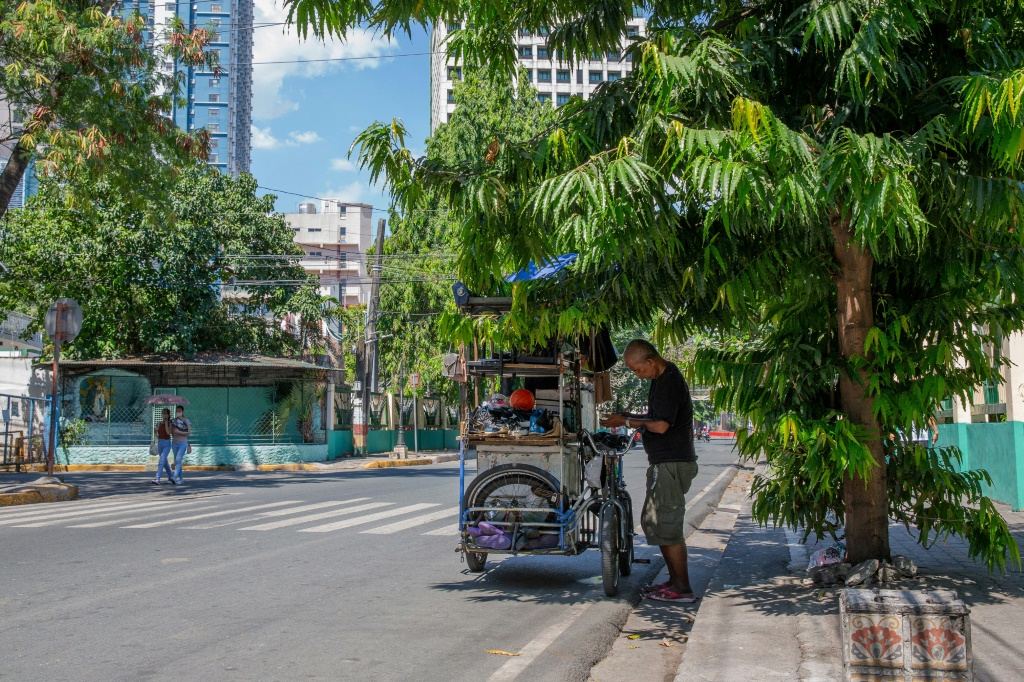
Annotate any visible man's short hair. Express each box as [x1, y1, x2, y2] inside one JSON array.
[[623, 339, 661, 363]]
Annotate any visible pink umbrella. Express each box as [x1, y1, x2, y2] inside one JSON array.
[[145, 395, 190, 406]]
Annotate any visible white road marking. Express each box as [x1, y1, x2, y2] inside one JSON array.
[[486, 603, 589, 681], [361, 507, 459, 535], [298, 503, 440, 533], [0, 498, 176, 523], [121, 501, 301, 528], [239, 502, 393, 531], [9, 499, 212, 528], [71, 504, 228, 528], [686, 465, 737, 513], [183, 499, 370, 529]]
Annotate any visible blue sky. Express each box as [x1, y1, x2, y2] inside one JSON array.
[[248, 0, 432, 214]]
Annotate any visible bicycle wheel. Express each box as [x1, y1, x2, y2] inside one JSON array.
[[600, 505, 620, 597], [463, 464, 561, 524], [465, 551, 487, 572]]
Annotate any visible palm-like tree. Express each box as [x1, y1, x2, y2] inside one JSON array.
[[288, 0, 1024, 569]]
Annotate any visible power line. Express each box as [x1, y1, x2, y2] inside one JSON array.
[[257, 186, 455, 216]]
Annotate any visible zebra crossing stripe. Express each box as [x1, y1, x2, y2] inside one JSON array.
[[298, 503, 440, 533], [10, 499, 214, 528], [239, 502, 393, 531], [361, 507, 460, 535], [183, 499, 371, 529], [121, 501, 302, 529], [0, 498, 177, 524], [71, 503, 232, 528]]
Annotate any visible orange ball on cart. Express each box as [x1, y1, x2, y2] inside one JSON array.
[[509, 388, 536, 411]]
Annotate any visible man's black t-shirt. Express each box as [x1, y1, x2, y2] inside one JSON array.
[[641, 361, 696, 464]]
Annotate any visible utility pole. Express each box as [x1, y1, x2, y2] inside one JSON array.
[[354, 218, 387, 455], [367, 218, 386, 393]]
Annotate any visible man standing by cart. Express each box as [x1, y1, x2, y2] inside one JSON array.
[[601, 339, 699, 603]]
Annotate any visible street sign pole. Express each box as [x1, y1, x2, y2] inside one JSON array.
[[48, 331, 60, 478], [394, 359, 407, 458], [43, 298, 82, 480]]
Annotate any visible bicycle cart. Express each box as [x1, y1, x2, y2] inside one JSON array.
[[452, 286, 636, 596]]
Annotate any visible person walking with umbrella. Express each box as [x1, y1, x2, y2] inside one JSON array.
[[170, 405, 191, 485], [151, 408, 176, 485], [144, 395, 190, 485]]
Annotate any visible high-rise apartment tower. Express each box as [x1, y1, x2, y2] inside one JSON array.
[[430, 17, 647, 132], [120, 0, 253, 177]]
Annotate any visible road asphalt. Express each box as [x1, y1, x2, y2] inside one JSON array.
[[0, 439, 739, 682]]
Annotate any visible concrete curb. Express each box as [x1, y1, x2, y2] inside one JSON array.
[[255, 463, 323, 472], [9, 464, 235, 473], [363, 454, 460, 469], [0, 483, 79, 507], [685, 463, 743, 537]]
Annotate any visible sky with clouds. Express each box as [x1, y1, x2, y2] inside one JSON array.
[[248, 0, 432, 214]]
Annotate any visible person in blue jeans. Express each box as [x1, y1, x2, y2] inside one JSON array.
[[170, 405, 191, 485], [151, 408, 176, 485]]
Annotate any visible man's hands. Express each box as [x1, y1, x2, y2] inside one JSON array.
[[601, 413, 628, 429]]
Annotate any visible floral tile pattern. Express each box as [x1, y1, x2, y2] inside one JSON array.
[[911, 617, 968, 670], [849, 615, 904, 667]]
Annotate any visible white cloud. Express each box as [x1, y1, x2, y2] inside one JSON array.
[[330, 158, 356, 172], [251, 125, 280, 149], [323, 181, 368, 203], [288, 130, 323, 145], [250, 126, 324, 149], [251, 0, 398, 120]]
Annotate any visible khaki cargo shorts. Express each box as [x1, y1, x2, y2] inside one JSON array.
[[641, 461, 699, 546]]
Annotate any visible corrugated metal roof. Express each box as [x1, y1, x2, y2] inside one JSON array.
[[51, 353, 330, 371]]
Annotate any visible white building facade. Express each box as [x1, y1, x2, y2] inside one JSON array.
[[430, 18, 647, 132], [283, 201, 374, 307]]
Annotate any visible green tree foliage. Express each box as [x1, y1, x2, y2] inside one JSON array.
[[0, 0, 215, 216], [0, 167, 315, 357], [373, 70, 555, 401], [303, 0, 1024, 569]]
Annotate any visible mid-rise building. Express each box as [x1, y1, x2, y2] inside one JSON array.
[[284, 201, 374, 307], [430, 18, 647, 132], [120, 0, 253, 177], [0, 312, 43, 356]]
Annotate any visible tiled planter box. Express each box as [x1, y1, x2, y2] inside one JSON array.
[[840, 589, 972, 681]]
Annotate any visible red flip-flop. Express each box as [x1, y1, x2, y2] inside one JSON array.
[[647, 587, 701, 603], [641, 581, 671, 595]]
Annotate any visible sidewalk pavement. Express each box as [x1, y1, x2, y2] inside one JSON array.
[[592, 465, 1024, 682], [673, 488, 1024, 681]]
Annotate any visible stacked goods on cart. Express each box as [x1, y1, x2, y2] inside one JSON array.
[[464, 392, 561, 440]]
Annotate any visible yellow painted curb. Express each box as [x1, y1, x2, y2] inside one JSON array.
[[13, 464, 234, 472], [0, 484, 79, 507], [363, 458, 435, 469], [256, 463, 322, 472]]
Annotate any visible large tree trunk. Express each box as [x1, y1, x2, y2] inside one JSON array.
[[0, 138, 32, 219], [831, 212, 890, 564]]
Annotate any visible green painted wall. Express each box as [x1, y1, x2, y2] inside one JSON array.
[[63, 443, 328, 466], [64, 429, 460, 464], [177, 386, 305, 444], [936, 422, 1024, 510], [328, 430, 353, 458], [363, 430, 460, 455]]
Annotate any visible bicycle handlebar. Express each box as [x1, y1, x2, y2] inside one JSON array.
[[578, 428, 641, 456]]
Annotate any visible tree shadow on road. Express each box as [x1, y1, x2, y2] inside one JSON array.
[[0, 463, 465, 501]]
